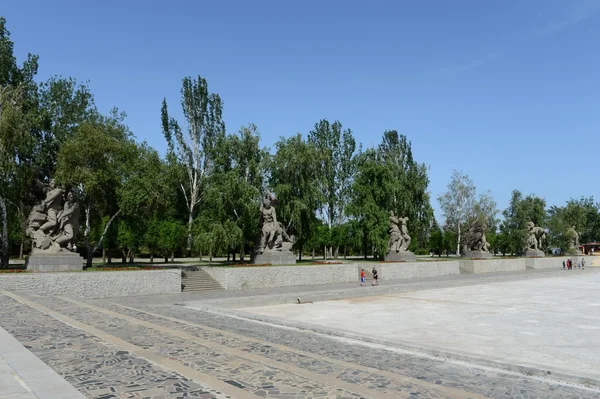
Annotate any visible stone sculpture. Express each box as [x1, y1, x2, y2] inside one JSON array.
[[385, 211, 416, 262], [567, 226, 582, 254], [254, 190, 296, 264], [462, 219, 492, 258], [25, 180, 83, 271], [524, 221, 546, 257]]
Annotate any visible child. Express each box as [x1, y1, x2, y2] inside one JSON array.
[[360, 269, 366, 286]]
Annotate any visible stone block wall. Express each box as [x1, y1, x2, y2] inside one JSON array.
[[0, 270, 181, 299], [381, 261, 460, 280], [201, 261, 461, 290], [460, 258, 526, 274], [201, 264, 357, 290]]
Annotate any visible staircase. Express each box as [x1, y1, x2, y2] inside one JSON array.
[[182, 269, 223, 292]]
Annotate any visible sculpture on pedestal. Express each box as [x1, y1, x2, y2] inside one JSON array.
[[462, 219, 492, 258], [26, 180, 80, 253], [567, 226, 582, 254], [385, 211, 416, 261], [254, 190, 296, 264], [524, 221, 546, 257]]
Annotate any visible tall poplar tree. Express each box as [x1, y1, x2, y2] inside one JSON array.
[[161, 76, 225, 252]]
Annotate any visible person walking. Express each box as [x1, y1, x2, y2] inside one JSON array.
[[360, 269, 366, 286], [372, 267, 379, 286], [582, 258, 586, 270], [563, 260, 566, 270]]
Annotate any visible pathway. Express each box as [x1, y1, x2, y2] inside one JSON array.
[[1, 268, 599, 398]]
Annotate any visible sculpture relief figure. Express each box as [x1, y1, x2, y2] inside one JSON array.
[[567, 226, 580, 249], [525, 221, 546, 251], [463, 219, 490, 253], [38, 179, 64, 235], [26, 180, 79, 253], [257, 190, 295, 254], [388, 211, 411, 253], [54, 192, 80, 250]]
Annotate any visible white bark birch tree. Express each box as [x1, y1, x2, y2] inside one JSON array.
[[438, 170, 476, 256], [161, 76, 225, 253]]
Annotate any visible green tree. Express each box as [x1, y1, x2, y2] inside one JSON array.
[[347, 148, 390, 259], [269, 134, 322, 260], [547, 197, 599, 253], [308, 119, 357, 257], [35, 76, 97, 179], [207, 123, 266, 260], [55, 115, 136, 267], [429, 219, 444, 257], [378, 130, 433, 249], [0, 17, 38, 267], [438, 170, 476, 255], [161, 76, 225, 253], [500, 190, 547, 255]]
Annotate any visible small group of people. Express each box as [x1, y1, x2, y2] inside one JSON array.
[[360, 267, 379, 286], [563, 258, 585, 270]]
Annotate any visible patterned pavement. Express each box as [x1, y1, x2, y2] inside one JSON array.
[[1, 274, 600, 398]]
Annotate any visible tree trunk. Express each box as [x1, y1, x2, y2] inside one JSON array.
[[456, 224, 461, 256], [102, 248, 107, 263], [164, 255, 168, 263], [298, 243, 302, 261], [85, 208, 121, 268], [121, 249, 126, 264], [199, 250, 202, 262], [312, 249, 315, 260], [19, 241, 23, 260], [170, 251, 175, 263], [150, 253, 154, 263], [84, 205, 92, 268], [107, 251, 112, 264], [240, 247, 244, 262], [227, 253, 230, 262], [323, 246, 326, 260], [0, 196, 8, 269], [209, 249, 212, 262], [128, 249, 134, 264], [186, 211, 194, 255], [232, 251, 236, 262]]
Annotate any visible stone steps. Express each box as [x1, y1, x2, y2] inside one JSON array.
[[182, 270, 223, 292]]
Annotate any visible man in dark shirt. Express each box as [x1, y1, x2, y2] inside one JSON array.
[[372, 267, 379, 286]]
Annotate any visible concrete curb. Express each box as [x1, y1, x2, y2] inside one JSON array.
[[0, 325, 85, 398]]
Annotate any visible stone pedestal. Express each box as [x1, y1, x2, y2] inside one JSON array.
[[385, 251, 416, 262], [26, 252, 84, 272], [253, 251, 296, 265], [524, 249, 545, 258], [463, 250, 493, 259]]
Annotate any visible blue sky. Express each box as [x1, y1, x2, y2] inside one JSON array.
[[4, 0, 600, 221]]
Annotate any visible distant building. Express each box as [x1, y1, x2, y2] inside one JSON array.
[[582, 243, 600, 255]]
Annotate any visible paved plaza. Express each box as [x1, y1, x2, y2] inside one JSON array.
[[243, 269, 600, 381], [1, 268, 600, 398]]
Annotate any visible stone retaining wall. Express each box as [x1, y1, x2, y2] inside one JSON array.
[[0, 270, 181, 299], [202, 261, 461, 290], [526, 256, 594, 270], [381, 261, 460, 280], [201, 264, 357, 290], [460, 258, 527, 274]]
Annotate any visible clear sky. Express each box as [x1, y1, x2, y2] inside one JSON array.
[[3, 0, 600, 221]]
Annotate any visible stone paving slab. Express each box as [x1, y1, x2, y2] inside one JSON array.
[[0, 324, 84, 399], [1, 268, 600, 399], [0, 293, 228, 399], [241, 271, 600, 382]]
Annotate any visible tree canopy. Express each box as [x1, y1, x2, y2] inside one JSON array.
[[0, 15, 598, 266]]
